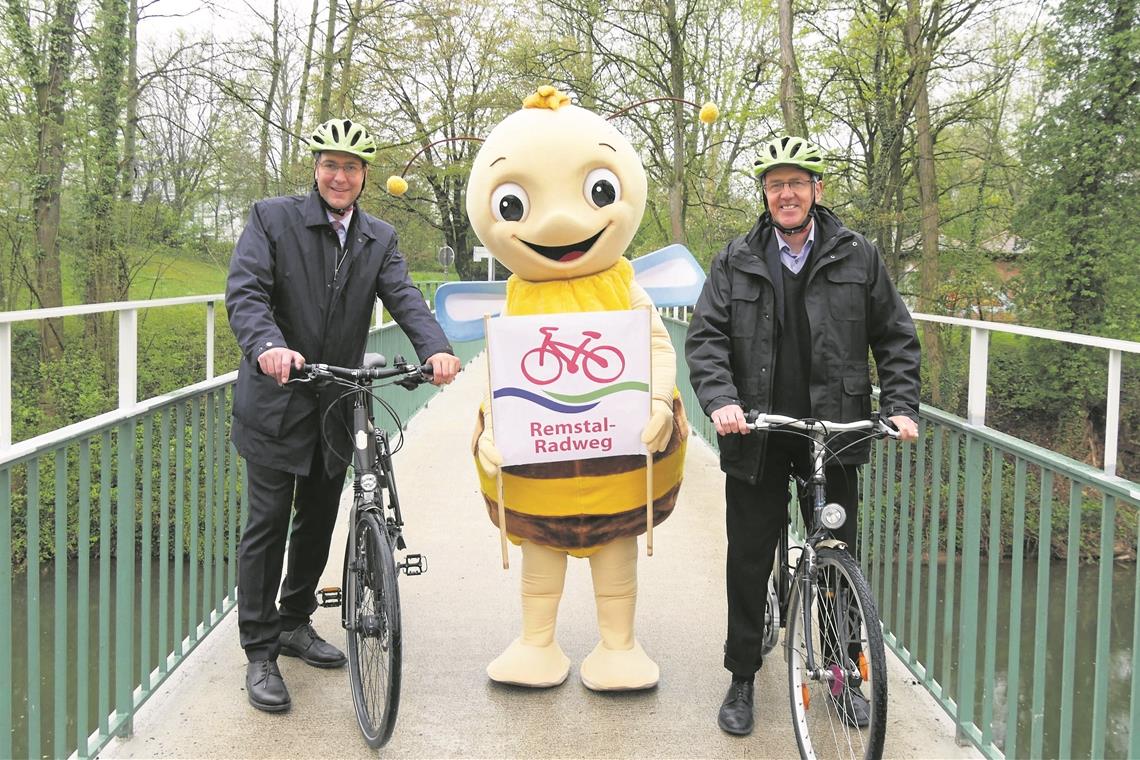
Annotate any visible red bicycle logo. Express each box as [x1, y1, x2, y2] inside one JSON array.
[[520, 326, 626, 385]]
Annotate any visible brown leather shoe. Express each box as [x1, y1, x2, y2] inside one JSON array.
[[246, 659, 291, 713]]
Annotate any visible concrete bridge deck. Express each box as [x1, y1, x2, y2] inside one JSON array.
[[102, 353, 979, 760]]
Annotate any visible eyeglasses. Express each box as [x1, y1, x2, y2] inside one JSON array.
[[318, 160, 364, 178], [763, 179, 815, 194]]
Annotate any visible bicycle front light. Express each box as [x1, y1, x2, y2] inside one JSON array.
[[820, 502, 847, 530], [360, 473, 378, 492]]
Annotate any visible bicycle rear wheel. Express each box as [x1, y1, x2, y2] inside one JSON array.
[[346, 511, 402, 748], [785, 547, 887, 760]]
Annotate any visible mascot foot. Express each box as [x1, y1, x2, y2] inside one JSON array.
[[486, 637, 570, 688], [579, 640, 659, 691]]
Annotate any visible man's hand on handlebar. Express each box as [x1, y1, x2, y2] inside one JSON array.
[[887, 414, 918, 442], [259, 347, 305, 386], [711, 403, 750, 436], [425, 352, 460, 386]]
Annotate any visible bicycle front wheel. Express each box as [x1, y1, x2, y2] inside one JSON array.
[[346, 511, 402, 748], [785, 547, 887, 760]]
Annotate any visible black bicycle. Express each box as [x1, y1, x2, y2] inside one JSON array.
[[748, 411, 900, 760], [289, 353, 431, 748]]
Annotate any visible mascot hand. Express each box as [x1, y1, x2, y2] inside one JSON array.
[[477, 429, 504, 477], [640, 399, 673, 453]]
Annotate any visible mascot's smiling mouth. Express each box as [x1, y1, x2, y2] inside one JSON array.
[[519, 229, 604, 263]]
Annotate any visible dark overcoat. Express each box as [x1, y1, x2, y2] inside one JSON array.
[[225, 190, 452, 477]]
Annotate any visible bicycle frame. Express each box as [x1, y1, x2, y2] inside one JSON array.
[[751, 413, 898, 673]]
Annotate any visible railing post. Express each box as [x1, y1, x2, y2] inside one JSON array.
[[1105, 349, 1121, 477], [0, 321, 10, 448], [118, 309, 138, 409], [967, 326, 990, 426], [206, 301, 216, 380]]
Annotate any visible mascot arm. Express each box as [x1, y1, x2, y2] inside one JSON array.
[[476, 394, 504, 477], [631, 282, 676, 453]]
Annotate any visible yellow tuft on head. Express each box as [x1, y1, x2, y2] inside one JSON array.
[[699, 102, 719, 124], [386, 175, 409, 196], [522, 85, 572, 111]]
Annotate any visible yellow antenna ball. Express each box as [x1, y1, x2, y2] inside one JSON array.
[[387, 175, 409, 196], [699, 102, 719, 124]]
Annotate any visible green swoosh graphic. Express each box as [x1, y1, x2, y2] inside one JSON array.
[[544, 381, 650, 403]]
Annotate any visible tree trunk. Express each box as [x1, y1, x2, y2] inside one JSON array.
[[258, 0, 281, 197], [291, 0, 320, 167], [777, 0, 808, 137], [906, 0, 943, 405], [9, 0, 82, 360], [317, 0, 338, 122], [665, 0, 686, 244], [121, 0, 138, 201], [335, 0, 363, 114]]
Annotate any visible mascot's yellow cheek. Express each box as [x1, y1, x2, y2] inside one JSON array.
[[475, 399, 688, 558]]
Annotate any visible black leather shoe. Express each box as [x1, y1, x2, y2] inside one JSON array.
[[830, 683, 871, 728], [246, 659, 291, 713], [717, 677, 755, 736], [279, 623, 347, 668]]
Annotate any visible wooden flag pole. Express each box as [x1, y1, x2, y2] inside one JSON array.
[[485, 314, 510, 570], [645, 312, 654, 557]]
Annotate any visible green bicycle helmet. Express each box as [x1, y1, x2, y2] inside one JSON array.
[[753, 135, 826, 178], [308, 118, 378, 164]]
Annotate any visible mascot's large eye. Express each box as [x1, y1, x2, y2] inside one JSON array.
[[584, 168, 621, 209], [491, 183, 529, 222]]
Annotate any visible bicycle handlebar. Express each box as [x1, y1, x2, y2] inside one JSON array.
[[287, 352, 434, 387], [745, 411, 900, 439]]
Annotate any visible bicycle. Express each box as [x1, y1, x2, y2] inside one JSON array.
[[747, 411, 901, 760], [287, 353, 432, 748], [520, 325, 625, 385]]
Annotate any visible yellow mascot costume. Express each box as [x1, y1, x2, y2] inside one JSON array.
[[466, 86, 689, 691]]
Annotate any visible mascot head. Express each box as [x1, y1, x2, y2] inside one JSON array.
[[464, 86, 648, 282]]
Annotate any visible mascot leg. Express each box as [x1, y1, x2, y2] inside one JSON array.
[[579, 536, 659, 691], [486, 540, 571, 687]]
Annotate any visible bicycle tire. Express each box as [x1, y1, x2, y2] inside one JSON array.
[[785, 547, 887, 760], [346, 511, 402, 748]]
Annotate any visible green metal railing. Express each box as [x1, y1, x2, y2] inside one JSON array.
[[0, 321, 480, 760], [3, 305, 1136, 759], [670, 317, 1140, 759]]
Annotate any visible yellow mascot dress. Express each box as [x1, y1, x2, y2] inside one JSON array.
[[466, 86, 688, 691]]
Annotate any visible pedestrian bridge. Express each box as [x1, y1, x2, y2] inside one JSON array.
[[1, 297, 1137, 759]]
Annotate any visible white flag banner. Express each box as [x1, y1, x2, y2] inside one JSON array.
[[487, 310, 651, 466]]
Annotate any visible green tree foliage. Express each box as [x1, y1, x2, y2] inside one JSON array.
[[1010, 0, 1139, 471]]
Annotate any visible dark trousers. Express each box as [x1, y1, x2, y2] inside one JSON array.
[[724, 432, 860, 678], [237, 444, 347, 661]]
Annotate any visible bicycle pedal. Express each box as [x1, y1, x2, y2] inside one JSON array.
[[400, 553, 427, 576], [317, 586, 342, 608]]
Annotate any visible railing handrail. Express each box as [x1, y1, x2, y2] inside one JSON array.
[[911, 312, 1140, 354], [0, 294, 224, 324]]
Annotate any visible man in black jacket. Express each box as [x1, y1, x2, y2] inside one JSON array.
[[685, 135, 920, 736], [226, 118, 460, 713]]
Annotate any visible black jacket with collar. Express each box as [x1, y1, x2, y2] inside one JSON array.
[[685, 205, 920, 483], [225, 190, 453, 477]]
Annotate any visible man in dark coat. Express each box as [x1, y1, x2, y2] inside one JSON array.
[[685, 135, 920, 736], [226, 117, 460, 713]]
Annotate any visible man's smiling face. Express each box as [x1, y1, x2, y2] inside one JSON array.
[[465, 105, 648, 282], [761, 165, 822, 231]]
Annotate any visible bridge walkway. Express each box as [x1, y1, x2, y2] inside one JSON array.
[[102, 353, 979, 759]]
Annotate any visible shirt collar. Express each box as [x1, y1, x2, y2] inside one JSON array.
[[773, 221, 815, 257]]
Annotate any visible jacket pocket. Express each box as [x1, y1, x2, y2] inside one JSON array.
[[840, 373, 873, 420], [826, 267, 865, 321], [730, 277, 762, 337]]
